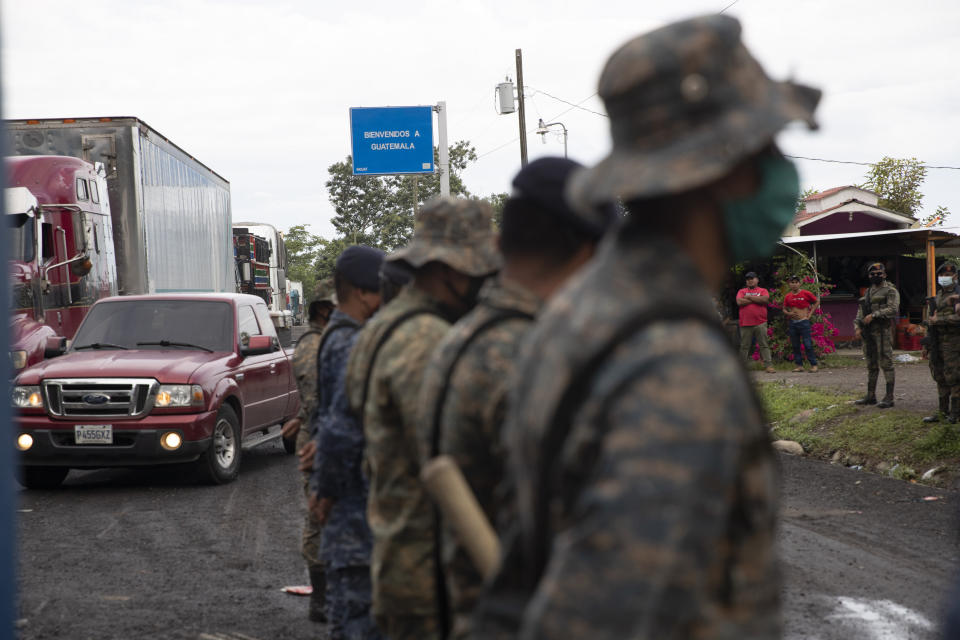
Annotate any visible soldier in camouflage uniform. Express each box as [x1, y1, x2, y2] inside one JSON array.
[[280, 278, 335, 622], [924, 262, 960, 423], [416, 157, 613, 639], [473, 14, 820, 638], [346, 198, 501, 640], [309, 246, 385, 639], [854, 262, 901, 408]]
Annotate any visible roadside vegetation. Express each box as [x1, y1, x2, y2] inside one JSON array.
[[758, 380, 960, 485]]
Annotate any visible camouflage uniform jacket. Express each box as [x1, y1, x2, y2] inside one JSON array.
[[345, 286, 452, 617], [416, 278, 541, 629], [292, 320, 326, 429], [854, 281, 900, 333], [308, 309, 373, 569], [475, 234, 781, 639], [930, 287, 960, 325]]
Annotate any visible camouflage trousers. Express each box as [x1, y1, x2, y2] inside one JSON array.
[[374, 613, 440, 640], [862, 323, 894, 381], [297, 427, 323, 570], [930, 327, 960, 397], [326, 566, 381, 640]]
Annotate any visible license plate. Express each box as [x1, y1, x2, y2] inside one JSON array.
[[75, 425, 113, 445]]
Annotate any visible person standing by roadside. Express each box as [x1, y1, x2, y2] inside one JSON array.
[[417, 157, 613, 639], [737, 271, 777, 373], [309, 246, 384, 639], [280, 279, 335, 623], [855, 262, 900, 408], [346, 198, 500, 640], [783, 275, 820, 372], [923, 262, 960, 423]]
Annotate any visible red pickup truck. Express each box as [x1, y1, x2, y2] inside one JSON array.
[[11, 293, 300, 488]]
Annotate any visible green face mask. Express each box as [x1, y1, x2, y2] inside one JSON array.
[[722, 154, 800, 263]]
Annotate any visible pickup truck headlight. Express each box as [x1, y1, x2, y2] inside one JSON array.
[[12, 385, 43, 409], [155, 384, 204, 408], [10, 351, 27, 371]]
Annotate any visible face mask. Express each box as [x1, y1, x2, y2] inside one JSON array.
[[869, 274, 884, 285], [441, 273, 487, 320], [939, 276, 956, 288], [722, 153, 800, 263]]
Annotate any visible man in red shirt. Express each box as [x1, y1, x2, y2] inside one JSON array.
[[736, 272, 776, 373], [783, 275, 820, 372]]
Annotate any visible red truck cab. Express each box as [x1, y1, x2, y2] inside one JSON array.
[[7, 155, 116, 374], [12, 293, 299, 488]]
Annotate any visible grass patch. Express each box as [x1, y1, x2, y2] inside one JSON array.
[[758, 381, 960, 484], [743, 353, 861, 372]]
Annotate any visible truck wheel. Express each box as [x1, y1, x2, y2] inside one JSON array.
[[195, 405, 241, 485], [19, 466, 69, 490]]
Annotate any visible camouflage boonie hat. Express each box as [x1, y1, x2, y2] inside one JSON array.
[[387, 197, 501, 277], [567, 14, 821, 212], [314, 277, 336, 304]]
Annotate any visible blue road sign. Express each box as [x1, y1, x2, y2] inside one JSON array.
[[350, 106, 434, 176]]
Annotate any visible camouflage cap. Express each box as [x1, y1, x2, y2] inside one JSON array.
[[387, 197, 501, 277], [567, 14, 821, 211], [314, 277, 336, 304]]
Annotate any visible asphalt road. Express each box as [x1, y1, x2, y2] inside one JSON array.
[[14, 446, 960, 639]]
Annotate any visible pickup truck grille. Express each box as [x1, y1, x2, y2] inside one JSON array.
[[41, 378, 158, 418]]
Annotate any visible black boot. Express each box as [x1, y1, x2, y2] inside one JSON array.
[[855, 373, 878, 405], [308, 566, 327, 623], [877, 382, 895, 408], [923, 395, 949, 423], [950, 397, 960, 424]]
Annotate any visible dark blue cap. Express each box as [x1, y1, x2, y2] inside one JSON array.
[[335, 245, 385, 292], [509, 157, 617, 236]]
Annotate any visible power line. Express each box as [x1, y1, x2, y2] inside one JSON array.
[[475, 84, 960, 171], [719, 0, 740, 13], [528, 87, 607, 118], [786, 155, 960, 170]]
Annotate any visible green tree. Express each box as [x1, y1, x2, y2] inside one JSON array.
[[922, 205, 950, 227], [484, 192, 509, 228], [324, 141, 480, 253], [796, 187, 819, 213], [283, 224, 322, 297], [864, 157, 927, 217]]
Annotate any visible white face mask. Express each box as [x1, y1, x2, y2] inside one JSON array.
[[939, 275, 956, 288]]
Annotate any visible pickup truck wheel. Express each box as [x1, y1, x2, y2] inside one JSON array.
[[195, 405, 241, 485], [19, 466, 69, 490]]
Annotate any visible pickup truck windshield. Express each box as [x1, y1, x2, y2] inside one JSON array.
[[6, 213, 36, 262], [73, 300, 234, 352]]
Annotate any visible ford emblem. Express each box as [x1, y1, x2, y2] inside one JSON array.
[[83, 393, 111, 405]]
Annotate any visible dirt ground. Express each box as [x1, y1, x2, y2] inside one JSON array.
[[754, 349, 939, 414]]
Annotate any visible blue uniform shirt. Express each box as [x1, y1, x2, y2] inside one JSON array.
[[310, 308, 375, 569]]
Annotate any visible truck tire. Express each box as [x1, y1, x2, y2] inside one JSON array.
[[19, 466, 69, 490], [195, 405, 242, 485]]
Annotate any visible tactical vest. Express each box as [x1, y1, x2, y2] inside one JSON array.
[[525, 304, 763, 587]]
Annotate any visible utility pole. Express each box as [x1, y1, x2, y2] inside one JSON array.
[[515, 49, 528, 167], [436, 101, 450, 197]]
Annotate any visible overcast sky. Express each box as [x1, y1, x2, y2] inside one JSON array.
[[3, 0, 958, 238]]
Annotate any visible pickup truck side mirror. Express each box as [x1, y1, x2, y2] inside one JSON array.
[[241, 335, 273, 356], [44, 336, 67, 359]]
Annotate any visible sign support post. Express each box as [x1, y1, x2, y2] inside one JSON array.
[[436, 101, 450, 197]]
